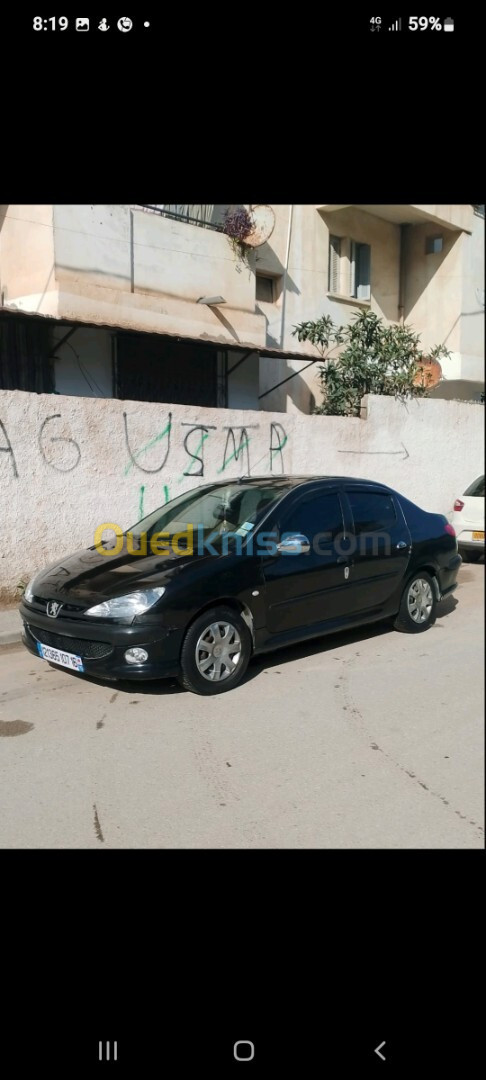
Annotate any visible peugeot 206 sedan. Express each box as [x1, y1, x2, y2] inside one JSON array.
[[20, 476, 461, 695]]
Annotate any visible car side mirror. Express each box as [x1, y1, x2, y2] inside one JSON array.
[[276, 533, 310, 555]]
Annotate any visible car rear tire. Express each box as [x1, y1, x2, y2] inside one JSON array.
[[460, 548, 482, 564], [178, 606, 252, 695], [393, 571, 437, 633]]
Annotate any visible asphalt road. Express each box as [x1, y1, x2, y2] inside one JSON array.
[[0, 564, 483, 849]]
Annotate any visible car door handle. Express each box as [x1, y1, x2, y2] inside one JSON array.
[[396, 541, 408, 549]]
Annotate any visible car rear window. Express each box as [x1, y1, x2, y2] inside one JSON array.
[[463, 475, 484, 497]]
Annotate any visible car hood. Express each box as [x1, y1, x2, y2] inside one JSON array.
[[29, 543, 216, 608]]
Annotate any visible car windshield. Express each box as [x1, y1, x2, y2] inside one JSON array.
[[464, 475, 484, 497], [126, 482, 290, 548]]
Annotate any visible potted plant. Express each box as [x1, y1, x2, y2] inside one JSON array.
[[223, 207, 255, 269]]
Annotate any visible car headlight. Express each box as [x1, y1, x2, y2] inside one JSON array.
[[85, 587, 166, 618], [24, 577, 36, 603]]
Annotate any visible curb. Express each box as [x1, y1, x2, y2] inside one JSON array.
[[0, 631, 23, 648]]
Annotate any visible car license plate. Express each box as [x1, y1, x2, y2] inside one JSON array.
[[36, 642, 84, 672], [472, 531, 484, 541]]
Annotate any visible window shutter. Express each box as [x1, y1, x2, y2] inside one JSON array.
[[350, 241, 357, 297], [329, 236, 341, 293]]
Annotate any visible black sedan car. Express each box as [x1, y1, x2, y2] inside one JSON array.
[[20, 476, 461, 695]]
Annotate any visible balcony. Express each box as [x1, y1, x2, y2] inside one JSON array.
[[0, 204, 266, 349], [132, 204, 226, 232], [318, 205, 473, 233]]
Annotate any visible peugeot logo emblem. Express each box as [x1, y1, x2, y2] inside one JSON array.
[[47, 601, 62, 618]]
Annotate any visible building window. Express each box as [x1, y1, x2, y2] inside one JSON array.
[[256, 274, 276, 303], [426, 235, 443, 254], [350, 241, 371, 300], [328, 236, 371, 301], [0, 313, 54, 393], [115, 333, 220, 407]]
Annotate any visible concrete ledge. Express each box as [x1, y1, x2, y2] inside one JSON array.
[[0, 638, 23, 653], [0, 610, 22, 649]]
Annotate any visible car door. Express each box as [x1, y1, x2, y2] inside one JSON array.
[[341, 486, 411, 615], [261, 486, 355, 636]]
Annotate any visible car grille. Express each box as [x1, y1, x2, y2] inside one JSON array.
[[27, 625, 113, 660]]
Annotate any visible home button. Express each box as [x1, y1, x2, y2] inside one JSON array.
[[234, 1040, 255, 1061]]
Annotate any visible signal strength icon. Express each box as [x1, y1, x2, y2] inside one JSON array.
[[388, 18, 402, 30]]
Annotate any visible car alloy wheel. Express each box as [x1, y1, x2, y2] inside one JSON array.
[[406, 578, 433, 624], [195, 620, 242, 683], [394, 570, 437, 634], [179, 604, 251, 695]]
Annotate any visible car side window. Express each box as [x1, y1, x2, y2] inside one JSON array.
[[346, 491, 397, 534], [280, 492, 344, 544]]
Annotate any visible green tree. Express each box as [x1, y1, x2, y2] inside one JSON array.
[[292, 310, 450, 417]]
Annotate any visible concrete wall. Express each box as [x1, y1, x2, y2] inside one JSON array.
[[403, 212, 484, 397], [227, 350, 260, 410], [0, 205, 55, 307], [404, 222, 463, 354], [459, 211, 485, 376], [0, 388, 483, 601]]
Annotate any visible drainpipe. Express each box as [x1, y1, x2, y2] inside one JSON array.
[[279, 204, 294, 348], [398, 223, 409, 324]]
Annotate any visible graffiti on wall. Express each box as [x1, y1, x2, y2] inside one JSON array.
[[0, 411, 289, 497]]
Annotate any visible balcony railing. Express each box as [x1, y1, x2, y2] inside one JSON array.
[[133, 204, 225, 232]]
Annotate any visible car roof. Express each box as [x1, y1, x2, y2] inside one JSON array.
[[209, 475, 394, 490]]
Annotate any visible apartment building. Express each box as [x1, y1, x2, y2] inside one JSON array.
[[0, 203, 483, 412]]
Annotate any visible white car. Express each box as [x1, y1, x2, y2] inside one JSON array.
[[448, 475, 484, 563]]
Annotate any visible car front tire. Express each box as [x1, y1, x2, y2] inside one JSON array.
[[178, 606, 252, 695], [393, 571, 437, 633]]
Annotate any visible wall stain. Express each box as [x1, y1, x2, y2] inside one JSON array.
[[96, 713, 107, 730], [0, 719, 34, 737], [93, 804, 105, 843], [109, 692, 118, 704]]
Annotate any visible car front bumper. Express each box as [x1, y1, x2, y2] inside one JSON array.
[[20, 606, 183, 682]]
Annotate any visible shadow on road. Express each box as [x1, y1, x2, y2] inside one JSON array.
[[436, 594, 458, 617], [50, 591, 461, 698]]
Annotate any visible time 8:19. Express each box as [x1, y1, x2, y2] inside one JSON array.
[[33, 17, 69, 30]]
